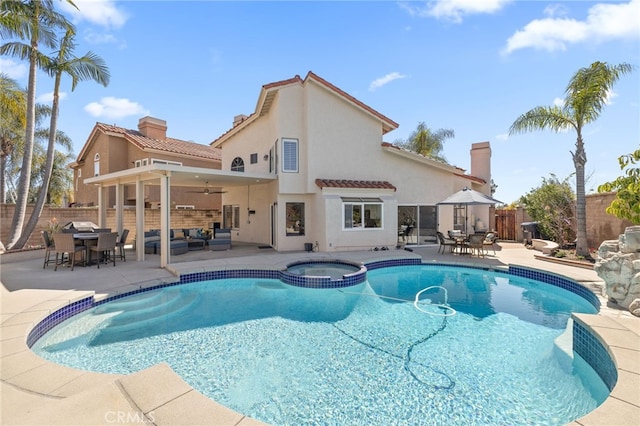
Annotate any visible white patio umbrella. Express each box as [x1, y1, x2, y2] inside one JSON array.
[[437, 187, 503, 234]]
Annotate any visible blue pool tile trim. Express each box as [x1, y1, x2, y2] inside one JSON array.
[[26, 297, 94, 347], [365, 258, 421, 271], [509, 265, 600, 310], [573, 320, 617, 391], [27, 255, 611, 397]]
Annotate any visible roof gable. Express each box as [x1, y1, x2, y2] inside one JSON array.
[[211, 71, 399, 147]]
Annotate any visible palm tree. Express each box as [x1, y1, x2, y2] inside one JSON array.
[[14, 27, 110, 248], [509, 61, 634, 258], [0, 74, 26, 204], [400, 122, 454, 163], [0, 0, 75, 250]]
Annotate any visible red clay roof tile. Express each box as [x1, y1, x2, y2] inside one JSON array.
[[96, 123, 221, 161], [315, 179, 397, 191]]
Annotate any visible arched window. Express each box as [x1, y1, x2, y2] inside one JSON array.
[[94, 153, 100, 176], [231, 157, 244, 172]]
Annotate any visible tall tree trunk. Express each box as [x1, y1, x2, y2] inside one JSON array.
[[0, 153, 6, 204], [15, 74, 61, 248], [573, 136, 589, 258], [6, 43, 38, 249]]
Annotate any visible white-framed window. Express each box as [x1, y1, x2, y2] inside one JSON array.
[[134, 158, 149, 167], [93, 153, 100, 176], [151, 158, 181, 166], [282, 138, 298, 173], [342, 197, 383, 229], [223, 204, 240, 229], [77, 168, 82, 177], [231, 157, 244, 172], [175, 205, 195, 210]]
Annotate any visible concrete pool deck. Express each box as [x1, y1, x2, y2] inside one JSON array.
[[1, 242, 638, 425]]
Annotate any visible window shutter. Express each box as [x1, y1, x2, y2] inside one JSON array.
[[282, 139, 298, 172]]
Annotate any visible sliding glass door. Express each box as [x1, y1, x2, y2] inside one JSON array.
[[397, 205, 438, 245]]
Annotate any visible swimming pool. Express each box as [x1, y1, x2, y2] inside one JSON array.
[[31, 264, 608, 425]]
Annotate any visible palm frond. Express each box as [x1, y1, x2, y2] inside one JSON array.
[[509, 106, 575, 135]]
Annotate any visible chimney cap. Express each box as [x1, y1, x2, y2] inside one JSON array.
[[138, 116, 167, 127]]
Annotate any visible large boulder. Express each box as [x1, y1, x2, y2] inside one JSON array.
[[595, 226, 640, 316]]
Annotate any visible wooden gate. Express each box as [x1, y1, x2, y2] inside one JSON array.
[[495, 209, 516, 241]]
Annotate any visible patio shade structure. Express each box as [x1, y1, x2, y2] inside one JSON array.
[[437, 187, 503, 234]]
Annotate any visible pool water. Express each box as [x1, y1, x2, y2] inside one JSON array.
[[32, 265, 606, 426]]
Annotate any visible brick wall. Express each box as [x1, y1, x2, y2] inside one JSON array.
[[0, 205, 222, 249]]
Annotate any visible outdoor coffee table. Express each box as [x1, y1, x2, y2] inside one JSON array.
[[186, 239, 205, 251]]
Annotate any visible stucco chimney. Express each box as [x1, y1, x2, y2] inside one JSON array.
[[138, 116, 167, 140], [470, 141, 491, 190], [233, 114, 248, 127]]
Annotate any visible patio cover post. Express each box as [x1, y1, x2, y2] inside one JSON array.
[[115, 182, 124, 234], [97, 184, 106, 228], [160, 173, 170, 268], [135, 177, 145, 261]]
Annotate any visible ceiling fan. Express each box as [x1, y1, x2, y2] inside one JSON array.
[[187, 181, 226, 195]]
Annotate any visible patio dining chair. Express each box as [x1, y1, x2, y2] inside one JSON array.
[[436, 231, 457, 254], [89, 232, 118, 268], [466, 234, 486, 257], [41, 230, 55, 268], [53, 232, 87, 271], [116, 229, 129, 262], [483, 232, 498, 255]]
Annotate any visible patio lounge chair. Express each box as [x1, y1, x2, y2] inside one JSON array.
[[436, 231, 457, 254], [53, 232, 87, 271], [89, 232, 118, 268]]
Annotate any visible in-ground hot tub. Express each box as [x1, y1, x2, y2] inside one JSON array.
[[280, 259, 367, 288]]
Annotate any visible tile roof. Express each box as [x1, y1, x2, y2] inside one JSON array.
[[315, 179, 397, 191], [95, 123, 221, 161]]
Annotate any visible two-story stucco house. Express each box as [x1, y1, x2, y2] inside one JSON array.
[[71, 116, 222, 210], [210, 71, 493, 252], [84, 71, 494, 265]]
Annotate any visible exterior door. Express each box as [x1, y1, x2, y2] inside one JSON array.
[[397, 205, 437, 245], [418, 206, 438, 244]]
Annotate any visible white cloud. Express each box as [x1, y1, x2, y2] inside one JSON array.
[[37, 92, 67, 103], [543, 4, 569, 18], [553, 97, 564, 107], [0, 58, 27, 79], [85, 97, 149, 119], [369, 72, 407, 91], [400, 0, 511, 23], [495, 133, 509, 141], [503, 0, 640, 54], [60, 0, 128, 29]]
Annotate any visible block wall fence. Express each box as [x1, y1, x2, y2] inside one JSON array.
[[0, 205, 222, 249]]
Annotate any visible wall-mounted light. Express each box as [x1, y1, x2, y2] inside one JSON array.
[[248, 210, 256, 215], [263, 154, 269, 161]]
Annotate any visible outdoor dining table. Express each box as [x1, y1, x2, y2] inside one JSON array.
[[72, 233, 99, 266], [73, 233, 99, 243]]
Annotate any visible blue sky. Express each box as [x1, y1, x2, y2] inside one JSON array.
[[2, 0, 639, 204]]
